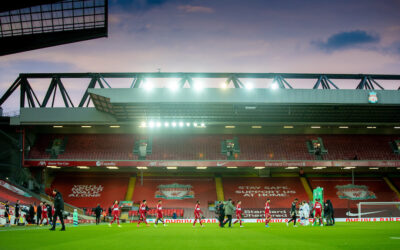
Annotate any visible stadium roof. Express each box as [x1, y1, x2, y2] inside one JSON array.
[[0, 0, 108, 56]]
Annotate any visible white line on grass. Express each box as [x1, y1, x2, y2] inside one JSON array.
[[390, 237, 400, 240]]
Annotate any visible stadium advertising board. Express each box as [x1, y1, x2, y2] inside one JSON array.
[[26, 160, 400, 167]]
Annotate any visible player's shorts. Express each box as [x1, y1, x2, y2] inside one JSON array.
[[265, 213, 271, 218], [236, 214, 242, 219], [194, 213, 201, 219], [42, 213, 48, 218], [315, 210, 322, 217], [157, 213, 163, 218]]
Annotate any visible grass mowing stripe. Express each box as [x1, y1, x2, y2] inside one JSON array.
[[0, 222, 399, 250]]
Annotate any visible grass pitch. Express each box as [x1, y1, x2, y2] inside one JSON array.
[[1, 222, 399, 250]]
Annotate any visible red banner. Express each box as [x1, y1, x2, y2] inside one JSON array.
[[25, 160, 400, 167]]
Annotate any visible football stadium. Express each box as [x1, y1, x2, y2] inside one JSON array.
[[1, 1, 400, 250]]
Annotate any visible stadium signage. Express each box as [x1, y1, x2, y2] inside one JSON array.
[[155, 183, 195, 200], [336, 184, 376, 200], [25, 160, 400, 167], [368, 91, 378, 103]]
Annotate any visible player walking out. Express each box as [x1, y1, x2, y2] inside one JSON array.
[[14, 200, 20, 225], [40, 202, 49, 225], [193, 200, 204, 227], [155, 200, 166, 227], [287, 198, 298, 227], [138, 200, 149, 227], [265, 199, 272, 228], [109, 200, 121, 227], [312, 199, 323, 226], [4, 201, 10, 225], [233, 200, 243, 227]]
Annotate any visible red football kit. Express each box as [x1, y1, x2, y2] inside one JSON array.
[[138, 203, 148, 225], [313, 202, 322, 217], [193, 204, 203, 226], [156, 204, 163, 219], [40, 205, 48, 224], [233, 204, 243, 226], [110, 204, 120, 225], [265, 202, 271, 226]]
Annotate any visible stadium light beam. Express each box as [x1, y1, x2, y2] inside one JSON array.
[[164, 122, 170, 127], [172, 122, 177, 127], [179, 122, 184, 127]]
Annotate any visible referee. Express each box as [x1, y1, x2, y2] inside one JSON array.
[[50, 189, 66, 231], [287, 198, 298, 227]]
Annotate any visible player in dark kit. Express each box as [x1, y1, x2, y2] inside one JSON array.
[[109, 200, 121, 227], [264, 199, 271, 228], [94, 204, 102, 225], [233, 200, 243, 227], [313, 199, 323, 226], [287, 198, 298, 227], [4, 201, 10, 225], [50, 189, 65, 231], [14, 200, 20, 225], [154, 200, 166, 227], [193, 200, 204, 227], [137, 200, 149, 227]]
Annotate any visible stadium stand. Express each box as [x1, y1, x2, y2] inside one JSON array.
[[0, 179, 40, 204], [51, 174, 130, 208], [132, 177, 217, 218], [222, 177, 309, 218], [28, 134, 400, 161], [321, 135, 400, 160], [308, 177, 400, 217]]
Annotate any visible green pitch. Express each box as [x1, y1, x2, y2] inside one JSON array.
[[1, 222, 399, 250]]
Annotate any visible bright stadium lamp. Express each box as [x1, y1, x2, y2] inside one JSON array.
[[193, 122, 198, 127], [156, 122, 161, 127], [194, 80, 203, 91], [143, 81, 153, 91], [179, 121, 184, 127], [140, 121, 146, 128], [169, 82, 179, 92], [149, 121, 155, 128], [221, 82, 228, 89], [164, 122, 169, 127], [186, 122, 191, 127], [245, 82, 253, 90], [271, 82, 279, 89], [172, 122, 177, 127]]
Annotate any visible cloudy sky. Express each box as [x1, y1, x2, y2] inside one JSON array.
[[1, 0, 400, 111]]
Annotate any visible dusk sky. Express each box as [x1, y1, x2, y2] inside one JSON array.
[[1, 0, 400, 112]]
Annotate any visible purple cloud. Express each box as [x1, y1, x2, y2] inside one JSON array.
[[313, 30, 380, 52]]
